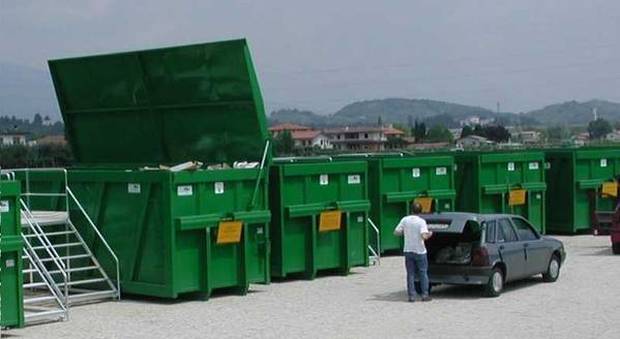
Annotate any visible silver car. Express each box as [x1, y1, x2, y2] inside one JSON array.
[[420, 212, 566, 297]]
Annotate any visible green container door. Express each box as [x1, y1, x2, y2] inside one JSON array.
[[455, 151, 547, 233], [546, 147, 620, 234], [40, 39, 273, 299], [48, 39, 268, 167], [270, 160, 370, 279], [366, 155, 456, 253], [0, 181, 25, 328]]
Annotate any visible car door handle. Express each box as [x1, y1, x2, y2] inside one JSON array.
[[499, 245, 505, 250]]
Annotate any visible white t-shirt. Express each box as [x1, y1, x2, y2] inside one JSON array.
[[394, 215, 430, 254]]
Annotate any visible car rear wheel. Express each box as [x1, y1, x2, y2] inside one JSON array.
[[483, 267, 503, 297], [612, 243, 620, 255], [542, 254, 561, 282]]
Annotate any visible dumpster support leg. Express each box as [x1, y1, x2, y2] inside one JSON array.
[[340, 212, 351, 275], [306, 215, 318, 280], [237, 223, 250, 295]]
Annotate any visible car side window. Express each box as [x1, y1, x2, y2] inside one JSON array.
[[511, 218, 539, 241], [485, 220, 496, 243], [498, 218, 518, 242]]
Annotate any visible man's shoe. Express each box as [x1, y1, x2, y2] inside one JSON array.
[[408, 297, 417, 302], [421, 296, 432, 302]]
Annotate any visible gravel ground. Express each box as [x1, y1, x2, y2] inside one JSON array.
[[5, 235, 619, 339]]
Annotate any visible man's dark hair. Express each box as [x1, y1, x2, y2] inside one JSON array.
[[411, 202, 423, 214]]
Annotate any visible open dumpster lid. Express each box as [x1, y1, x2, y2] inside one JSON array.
[[48, 39, 268, 167]]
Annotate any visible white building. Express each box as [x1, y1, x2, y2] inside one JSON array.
[[0, 133, 28, 146], [292, 130, 333, 150], [456, 135, 495, 148]]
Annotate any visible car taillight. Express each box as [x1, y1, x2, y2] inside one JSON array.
[[471, 246, 490, 266]]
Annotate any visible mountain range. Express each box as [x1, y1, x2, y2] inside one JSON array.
[[2, 62, 620, 127], [271, 98, 620, 128]]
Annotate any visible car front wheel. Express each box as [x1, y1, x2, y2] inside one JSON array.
[[483, 267, 504, 297], [542, 254, 561, 282]]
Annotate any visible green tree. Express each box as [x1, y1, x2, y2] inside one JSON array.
[[413, 120, 427, 143], [588, 118, 613, 139], [377, 116, 383, 126], [460, 125, 473, 138], [545, 126, 570, 141], [273, 131, 295, 155], [426, 125, 454, 143]]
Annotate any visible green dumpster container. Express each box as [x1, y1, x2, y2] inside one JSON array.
[[269, 158, 370, 279], [338, 153, 456, 253], [545, 147, 620, 234], [454, 151, 547, 233], [35, 39, 272, 299], [0, 181, 25, 328]]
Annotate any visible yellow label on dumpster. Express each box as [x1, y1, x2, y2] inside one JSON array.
[[509, 189, 526, 206], [319, 210, 342, 232], [216, 221, 243, 244], [602, 182, 618, 198], [414, 197, 434, 213]]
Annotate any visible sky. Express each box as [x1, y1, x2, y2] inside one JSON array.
[[2, 0, 620, 115]]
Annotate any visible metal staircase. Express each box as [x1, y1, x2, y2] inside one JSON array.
[[3, 169, 120, 325]]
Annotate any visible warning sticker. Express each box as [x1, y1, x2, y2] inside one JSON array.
[[509, 189, 526, 206], [128, 183, 141, 194], [216, 221, 243, 244], [177, 185, 193, 196], [348, 175, 361, 184], [0, 200, 9, 213], [601, 159, 608, 168], [214, 182, 225, 194], [435, 167, 447, 176], [507, 162, 515, 172], [319, 210, 342, 232], [528, 162, 539, 170], [320, 174, 329, 186]]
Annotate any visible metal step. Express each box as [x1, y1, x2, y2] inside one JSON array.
[[35, 254, 91, 263], [57, 278, 107, 287], [32, 242, 83, 250], [24, 281, 50, 289], [48, 266, 99, 274], [24, 295, 59, 304], [68, 290, 117, 302], [24, 309, 67, 322], [24, 230, 75, 238]]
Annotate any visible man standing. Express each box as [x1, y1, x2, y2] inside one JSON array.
[[394, 202, 433, 302]]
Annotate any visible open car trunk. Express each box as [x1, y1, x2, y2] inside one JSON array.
[[425, 219, 482, 265]]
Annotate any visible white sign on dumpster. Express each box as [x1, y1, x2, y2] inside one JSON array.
[[128, 183, 141, 194], [214, 182, 225, 194]]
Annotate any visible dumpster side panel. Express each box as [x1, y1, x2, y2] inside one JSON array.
[[0, 181, 25, 328], [456, 152, 546, 232], [547, 148, 620, 234], [66, 171, 174, 297], [171, 169, 270, 294], [270, 161, 369, 278]]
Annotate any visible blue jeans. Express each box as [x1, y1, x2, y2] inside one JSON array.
[[405, 252, 429, 299]]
